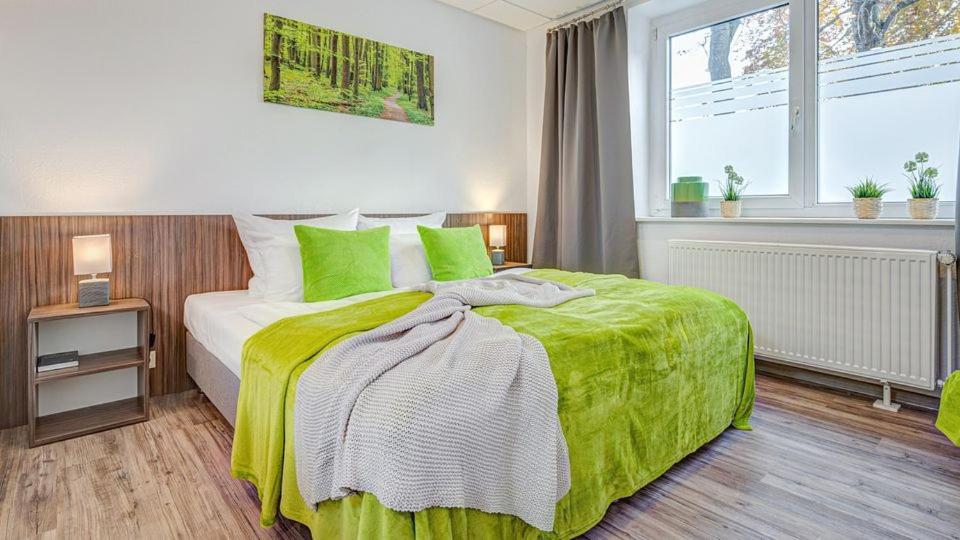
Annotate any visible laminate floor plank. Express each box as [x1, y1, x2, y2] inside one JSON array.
[[1, 375, 958, 539]]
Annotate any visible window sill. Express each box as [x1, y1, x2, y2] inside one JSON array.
[[636, 216, 955, 227]]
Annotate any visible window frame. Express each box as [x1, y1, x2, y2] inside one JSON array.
[[646, 0, 956, 218]]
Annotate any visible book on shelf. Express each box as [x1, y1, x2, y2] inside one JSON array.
[[37, 350, 79, 373]]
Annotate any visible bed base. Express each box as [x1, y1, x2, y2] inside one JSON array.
[[186, 332, 240, 427]]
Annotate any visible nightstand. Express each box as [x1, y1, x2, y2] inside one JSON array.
[[493, 261, 533, 272], [27, 298, 151, 447]]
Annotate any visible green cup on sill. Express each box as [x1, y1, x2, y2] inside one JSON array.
[[671, 176, 709, 217]]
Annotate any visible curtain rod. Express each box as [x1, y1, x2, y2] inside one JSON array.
[[547, 0, 624, 32]]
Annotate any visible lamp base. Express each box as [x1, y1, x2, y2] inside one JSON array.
[[490, 249, 505, 266], [78, 278, 110, 308]]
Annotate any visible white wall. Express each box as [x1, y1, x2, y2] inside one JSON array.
[[525, 25, 547, 256], [0, 0, 527, 215], [626, 9, 652, 218]]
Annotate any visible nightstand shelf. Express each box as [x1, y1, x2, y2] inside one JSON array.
[[34, 396, 146, 446], [35, 347, 143, 383], [28, 298, 150, 322], [27, 298, 151, 447]]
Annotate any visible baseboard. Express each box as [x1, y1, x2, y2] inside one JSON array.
[[757, 357, 941, 413]]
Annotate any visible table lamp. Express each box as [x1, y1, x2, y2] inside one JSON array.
[[488, 224, 506, 265], [73, 234, 112, 308]]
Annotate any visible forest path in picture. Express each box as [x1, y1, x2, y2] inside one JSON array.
[[381, 93, 409, 122], [263, 13, 434, 125]]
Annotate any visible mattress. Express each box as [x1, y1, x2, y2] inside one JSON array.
[[184, 269, 533, 378], [183, 291, 264, 377]]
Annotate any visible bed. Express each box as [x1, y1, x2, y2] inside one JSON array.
[[185, 268, 754, 539], [184, 286, 423, 425]]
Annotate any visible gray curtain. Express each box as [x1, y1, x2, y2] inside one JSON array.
[[532, 7, 639, 278]]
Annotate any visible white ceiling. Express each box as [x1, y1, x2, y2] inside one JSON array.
[[435, 0, 600, 31]]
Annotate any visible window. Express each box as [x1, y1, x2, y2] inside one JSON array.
[[650, 0, 960, 216], [817, 0, 960, 202], [669, 5, 791, 197]]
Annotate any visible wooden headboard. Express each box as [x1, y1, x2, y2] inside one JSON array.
[[0, 212, 526, 429]]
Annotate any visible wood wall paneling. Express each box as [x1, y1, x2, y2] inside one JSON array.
[[0, 213, 526, 429]]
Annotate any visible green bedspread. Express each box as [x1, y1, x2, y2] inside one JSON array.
[[937, 371, 960, 446], [231, 270, 755, 539]]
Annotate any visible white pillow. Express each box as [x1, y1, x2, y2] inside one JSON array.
[[357, 212, 446, 234], [389, 234, 434, 288], [233, 210, 359, 301], [248, 276, 265, 297], [357, 213, 446, 287]]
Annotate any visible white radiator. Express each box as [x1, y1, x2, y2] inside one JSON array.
[[668, 240, 938, 390]]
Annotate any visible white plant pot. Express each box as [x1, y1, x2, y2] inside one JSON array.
[[907, 198, 939, 219], [852, 198, 882, 219], [720, 200, 742, 218]]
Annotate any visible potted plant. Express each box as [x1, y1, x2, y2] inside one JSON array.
[[846, 177, 890, 219], [904, 152, 941, 219], [717, 165, 748, 218]]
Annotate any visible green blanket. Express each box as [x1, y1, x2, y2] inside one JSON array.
[[937, 371, 960, 446], [231, 270, 755, 539]]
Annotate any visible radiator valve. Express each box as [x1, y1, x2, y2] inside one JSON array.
[[937, 251, 956, 266]]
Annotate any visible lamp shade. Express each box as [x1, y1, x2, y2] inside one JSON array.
[[73, 234, 112, 276], [488, 225, 507, 248]]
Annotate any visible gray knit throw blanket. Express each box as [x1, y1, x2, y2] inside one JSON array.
[[293, 274, 594, 531]]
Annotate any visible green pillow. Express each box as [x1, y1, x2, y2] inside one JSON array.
[[417, 224, 494, 281], [294, 225, 392, 302]]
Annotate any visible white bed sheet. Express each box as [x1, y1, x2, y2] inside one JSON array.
[[184, 288, 419, 378], [184, 291, 265, 378], [183, 268, 532, 379]]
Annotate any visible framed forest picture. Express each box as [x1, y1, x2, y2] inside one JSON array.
[[263, 14, 435, 125]]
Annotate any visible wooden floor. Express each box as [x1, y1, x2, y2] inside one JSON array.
[[1, 375, 958, 539]]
